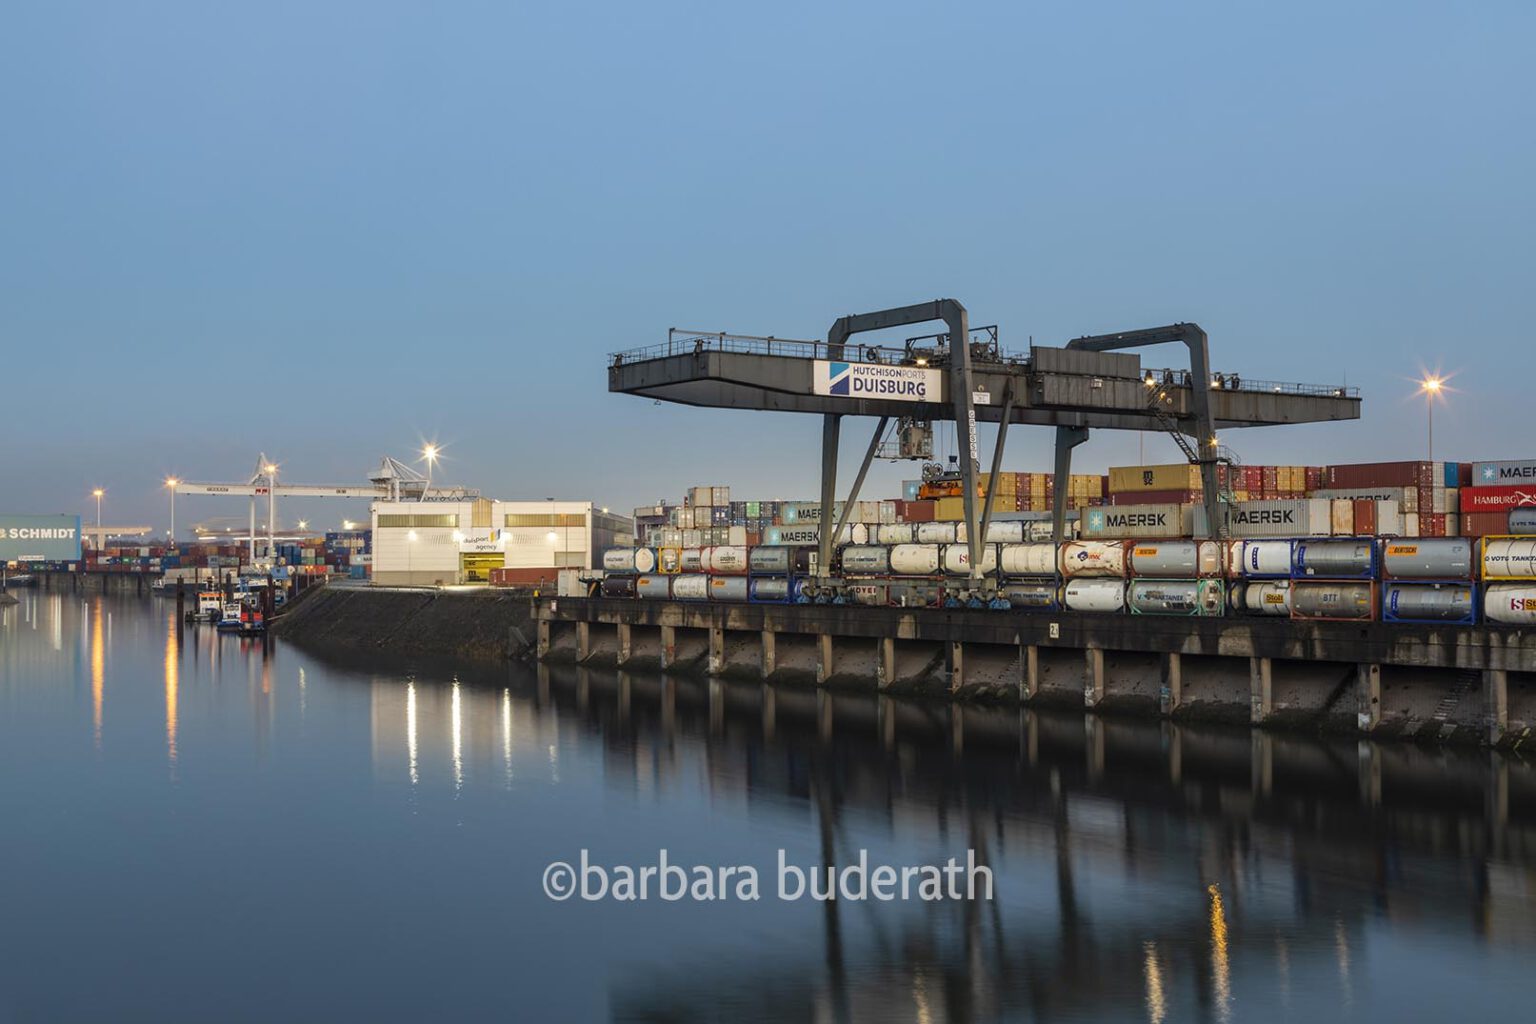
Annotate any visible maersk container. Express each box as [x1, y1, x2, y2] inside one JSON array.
[[708, 577, 749, 601], [1484, 584, 1536, 624], [1129, 579, 1225, 616], [839, 545, 891, 575], [635, 574, 672, 600], [888, 543, 942, 576], [670, 574, 711, 601], [1383, 582, 1477, 624], [600, 575, 638, 598], [1064, 579, 1127, 613], [916, 522, 959, 545], [1229, 581, 1292, 616], [1059, 541, 1128, 578], [679, 548, 704, 572], [941, 543, 999, 576], [1380, 539, 1474, 580], [1292, 539, 1377, 579], [602, 547, 657, 573], [762, 523, 866, 546], [1482, 538, 1536, 579], [999, 543, 1057, 577], [702, 545, 749, 574], [1291, 581, 1375, 620], [875, 523, 915, 545], [1127, 540, 1221, 579], [1510, 509, 1536, 534], [1227, 540, 1293, 578], [1000, 581, 1058, 609], [1193, 499, 1331, 538], [1079, 504, 1184, 540]]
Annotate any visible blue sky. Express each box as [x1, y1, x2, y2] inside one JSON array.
[[3, 1, 1532, 531]]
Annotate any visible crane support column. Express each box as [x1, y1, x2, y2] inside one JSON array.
[[831, 417, 890, 552], [817, 414, 842, 577], [977, 381, 1015, 550], [1051, 425, 1089, 543]]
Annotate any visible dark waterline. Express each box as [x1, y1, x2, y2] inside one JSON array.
[[1, 593, 1533, 1023]]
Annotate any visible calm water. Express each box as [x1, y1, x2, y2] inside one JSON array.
[[2, 593, 1533, 1023]]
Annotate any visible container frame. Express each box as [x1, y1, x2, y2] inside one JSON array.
[[1480, 535, 1536, 581], [1289, 579, 1378, 622], [1291, 537, 1379, 580], [1381, 580, 1478, 626]]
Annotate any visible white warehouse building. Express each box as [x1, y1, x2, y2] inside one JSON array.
[[370, 499, 631, 587]]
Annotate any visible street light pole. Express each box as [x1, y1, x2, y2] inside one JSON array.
[[166, 478, 179, 541], [1420, 376, 1443, 464]]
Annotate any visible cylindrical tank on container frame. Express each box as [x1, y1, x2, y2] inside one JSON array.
[[1292, 539, 1377, 579], [599, 575, 638, 598], [635, 574, 672, 600], [1482, 538, 1536, 579], [1228, 540, 1294, 578], [670, 574, 710, 601], [1380, 539, 1474, 580], [1383, 582, 1476, 624], [1128, 579, 1225, 616], [875, 524, 915, 545], [1059, 541, 1128, 578], [846, 581, 889, 606], [1229, 581, 1292, 616], [1510, 509, 1536, 535], [602, 547, 656, 573], [679, 548, 704, 572], [1127, 541, 1221, 579], [915, 522, 959, 545], [702, 546, 749, 574], [839, 545, 891, 575], [1064, 579, 1126, 613], [941, 543, 999, 576], [708, 577, 749, 601], [748, 576, 792, 603], [999, 543, 1057, 577], [889, 544, 942, 576], [1000, 581, 1058, 609], [1291, 581, 1375, 620], [1484, 583, 1536, 624], [748, 546, 814, 575]]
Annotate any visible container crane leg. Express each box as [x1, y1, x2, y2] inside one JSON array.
[[816, 414, 842, 576], [831, 417, 890, 552], [977, 381, 1015, 550], [1051, 425, 1089, 542]]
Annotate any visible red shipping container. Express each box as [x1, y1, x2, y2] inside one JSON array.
[[899, 500, 937, 522], [1460, 511, 1510, 538], [1352, 499, 1377, 536], [1458, 463, 1474, 487], [1459, 485, 1536, 512], [1326, 461, 1435, 489], [1305, 467, 1323, 492], [1422, 513, 1446, 537]]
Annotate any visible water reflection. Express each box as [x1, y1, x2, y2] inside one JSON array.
[[90, 598, 104, 747], [164, 612, 178, 769]]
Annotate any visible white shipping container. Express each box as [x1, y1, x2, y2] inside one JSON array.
[[1330, 499, 1355, 536], [1079, 504, 1184, 539], [1312, 487, 1419, 513], [1064, 579, 1126, 613], [712, 486, 730, 506], [727, 526, 748, 546], [1404, 513, 1420, 537], [1192, 499, 1331, 538], [1472, 460, 1536, 486], [1376, 500, 1404, 537], [879, 501, 899, 525]]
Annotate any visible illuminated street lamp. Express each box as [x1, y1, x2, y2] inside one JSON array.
[[421, 444, 440, 497], [92, 489, 104, 530], [1419, 376, 1444, 463], [165, 478, 179, 540]]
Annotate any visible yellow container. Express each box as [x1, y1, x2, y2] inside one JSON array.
[[935, 496, 966, 521], [1109, 464, 1199, 493]]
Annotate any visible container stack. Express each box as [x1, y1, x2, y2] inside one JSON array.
[[1380, 539, 1478, 625], [1481, 537, 1536, 624]]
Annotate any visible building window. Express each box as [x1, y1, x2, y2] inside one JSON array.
[[377, 514, 459, 528], [504, 513, 586, 528]]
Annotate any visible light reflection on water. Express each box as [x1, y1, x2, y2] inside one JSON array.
[[0, 592, 1533, 1023]]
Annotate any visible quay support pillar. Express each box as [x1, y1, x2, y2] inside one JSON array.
[[760, 630, 777, 679], [536, 620, 552, 660], [1083, 648, 1104, 708], [708, 625, 725, 676], [1250, 656, 1273, 724], [616, 623, 633, 667], [660, 625, 677, 671], [817, 634, 834, 686], [1022, 644, 1039, 701], [1162, 652, 1183, 715], [1485, 669, 1509, 746], [1357, 663, 1382, 733], [949, 641, 965, 693], [877, 636, 896, 690], [576, 621, 591, 663]]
